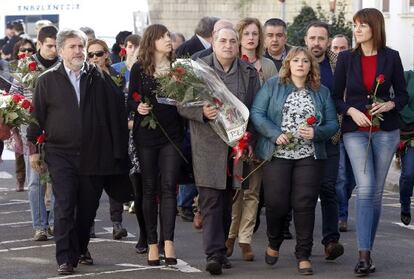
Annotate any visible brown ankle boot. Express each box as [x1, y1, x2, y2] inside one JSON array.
[[225, 237, 236, 257], [193, 211, 203, 230], [16, 182, 24, 192], [239, 243, 254, 261]]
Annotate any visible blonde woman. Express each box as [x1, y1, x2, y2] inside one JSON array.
[[251, 47, 338, 275]]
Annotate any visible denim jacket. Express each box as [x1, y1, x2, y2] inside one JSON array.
[[251, 77, 339, 161]]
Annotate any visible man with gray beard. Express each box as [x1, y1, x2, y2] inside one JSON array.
[[27, 29, 129, 275]]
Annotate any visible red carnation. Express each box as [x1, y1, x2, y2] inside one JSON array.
[[119, 48, 126, 57], [28, 61, 37, 71], [175, 66, 186, 76], [20, 99, 31, 110], [399, 141, 406, 152], [11, 94, 23, 103], [213, 97, 223, 107], [241, 54, 249, 62], [132, 92, 142, 102], [36, 134, 45, 144], [306, 115, 318, 126], [18, 53, 26, 60], [376, 74, 385, 84]]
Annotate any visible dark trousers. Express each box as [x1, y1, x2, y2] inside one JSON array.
[[109, 197, 123, 223], [15, 153, 25, 185], [198, 186, 232, 260], [137, 143, 181, 244], [46, 152, 104, 266], [130, 173, 147, 244], [0, 140, 3, 158], [263, 156, 323, 260], [320, 142, 340, 245]]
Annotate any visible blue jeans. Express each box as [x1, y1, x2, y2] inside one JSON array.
[[335, 140, 356, 222], [399, 146, 414, 213], [25, 155, 54, 230], [177, 184, 198, 209], [343, 130, 399, 251]]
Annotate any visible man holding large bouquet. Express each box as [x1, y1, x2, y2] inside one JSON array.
[[178, 28, 260, 275]]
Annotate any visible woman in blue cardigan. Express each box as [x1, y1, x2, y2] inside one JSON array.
[[251, 46, 338, 275], [333, 8, 408, 276]]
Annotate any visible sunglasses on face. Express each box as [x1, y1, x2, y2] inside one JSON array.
[[19, 48, 35, 53], [87, 51, 105, 59]]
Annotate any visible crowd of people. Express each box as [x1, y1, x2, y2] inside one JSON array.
[[0, 7, 412, 277]]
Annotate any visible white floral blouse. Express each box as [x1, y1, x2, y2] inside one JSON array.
[[274, 88, 316, 160]]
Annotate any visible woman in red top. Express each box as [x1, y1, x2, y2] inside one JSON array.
[[333, 8, 408, 276]]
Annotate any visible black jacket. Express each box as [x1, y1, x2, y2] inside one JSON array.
[[333, 47, 408, 133], [27, 62, 129, 175], [175, 35, 206, 58]]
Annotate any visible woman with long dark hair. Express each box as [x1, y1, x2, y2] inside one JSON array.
[[333, 8, 408, 276], [128, 24, 183, 266]]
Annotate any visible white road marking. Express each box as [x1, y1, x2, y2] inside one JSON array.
[[0, 199, 29, 206], [0, 172, 13, 179], [8, 257, 52, 264], [118, 260, 202, 273], [0, 243, 56, 253], [0, 220, 32, 227], [47, 267, 154, 279], [0, 209, 31, 215], [47, 260, 202, 278], [393, 222, 414, 230], [382, 196, 400, 201], [0, 238, 35, 244], [383, 203, 403, 208], [0, 237, 136, 253]]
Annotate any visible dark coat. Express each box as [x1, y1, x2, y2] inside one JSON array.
[[178, 54, 260, 190], [191, 47, 213, 60], [1, 33, 24, 55], [175, 35, 206, 58], [333, 47, 408, 133], [28, 62, 130, 176]]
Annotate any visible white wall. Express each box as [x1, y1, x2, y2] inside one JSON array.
[[0, 0, 149, 39], [361, 0, 414, 70]]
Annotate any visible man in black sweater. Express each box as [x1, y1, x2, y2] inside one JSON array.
[[27, 29, 129, 275]]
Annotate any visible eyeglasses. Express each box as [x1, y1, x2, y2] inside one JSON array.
[[87, 51, 105, 59], [19, 48, 35, 53]]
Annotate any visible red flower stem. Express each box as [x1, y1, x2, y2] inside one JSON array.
[[364, 80, 380, 173], [364, 118, 373, 174], [151, 111, 189, 164]]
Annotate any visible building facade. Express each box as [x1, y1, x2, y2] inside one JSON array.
[[148, 0, 355, 39], [359, 0, 414, 70]]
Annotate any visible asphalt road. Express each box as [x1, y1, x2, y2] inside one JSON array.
[[0, 150, 413, 279]]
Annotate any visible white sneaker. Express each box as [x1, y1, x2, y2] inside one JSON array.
[[33, 229, 48, 241], [128, 201, 135, 214]]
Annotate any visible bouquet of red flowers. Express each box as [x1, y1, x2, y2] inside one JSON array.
[[0, 90, 36, 140], [9, 54, 42, 90], [157, 59, 249, 146]]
